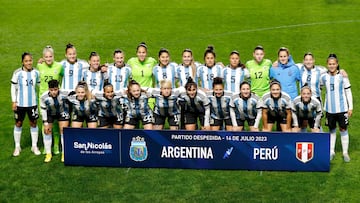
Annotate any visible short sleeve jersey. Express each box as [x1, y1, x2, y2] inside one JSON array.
[[127, 57, 157, 88], [60, 59, 89, 92], [245, 59, 272, 97]]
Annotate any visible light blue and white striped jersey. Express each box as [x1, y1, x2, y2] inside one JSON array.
[[223, 66, 250, 93], [261, 91, 291, 117], [11, 67, 40, 107], [147, 88, 182, 116], [121, 93, 153, 119], [179, 89, 210, 113], [197, 64, 223, 90], [82, 69, 104, 94], [107, 64, 132, 93], [94, 93, 123, 118], [40, 90, 70, 121], [291, 95, 322, 128], [207, 90, 233, 119], [320, 72, 352, 113], [60, 59, 89, 93], [298, 64, 327, 98], [67, 95, 97, 118], [176, 64, 197, 87], [230, 93, 261, 120], [152, 62, 177, 88]]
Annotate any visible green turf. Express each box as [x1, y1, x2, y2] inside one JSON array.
[[1, 0, 360, 202]]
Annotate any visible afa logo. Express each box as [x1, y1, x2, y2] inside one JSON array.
[[296, 142, 314, 163], [130, 136, 148, 162]]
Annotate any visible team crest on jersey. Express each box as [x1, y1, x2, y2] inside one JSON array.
[[130, 136, 148, 162], [296, 142, 314, 163]]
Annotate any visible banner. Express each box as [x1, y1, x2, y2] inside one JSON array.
[[64, 128, 330, 172]]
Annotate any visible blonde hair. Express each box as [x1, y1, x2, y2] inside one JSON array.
[[160, 79, 172, 89], [43, 45, 54, 56], [75, 81, 93, 100]]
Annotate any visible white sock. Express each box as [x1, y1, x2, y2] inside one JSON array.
[[340, 130, 349, 155], [30, 126, 39, 147], [330, 129, 336, 155], [13, 126, 22, 148], [61, 134, 64, 153], [43, 134, 52, 154]]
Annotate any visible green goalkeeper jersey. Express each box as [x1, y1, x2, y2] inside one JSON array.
[[245, 59, 272, 97], [127, 57, 157, 88], [37, 61, 64, 96]]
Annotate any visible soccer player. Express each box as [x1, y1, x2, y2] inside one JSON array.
[[94, 82, 124, 129], [152, 48, 177, 88], [106, 49, 132, 94], [178, 77, 210, 130], [176, 48, 198, 87], [230, 81, 262, 131], [197, 45, 223, 90], [37, 45, 64, 155], [223, 50, 249, 93], [147, 80, 182, 130], [206, 77, 236, 131], [122, 80, 154, 130], [261, 80, 292, 132], [291, 85, 322, 133], [67, 81, 98, 128], [245, 45, 272, 97], [320, 54, 353, 162], [270, 47, 300, 100], [40, 80, 70, 162], [60, 43, 89, 95], [127, 42, 157, 88], [11, 52, 41, 156], [82, 51, 105, 94]]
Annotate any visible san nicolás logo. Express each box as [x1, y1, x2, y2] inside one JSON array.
[[130, 136, 148, 162], [296, 142, 314, 163]]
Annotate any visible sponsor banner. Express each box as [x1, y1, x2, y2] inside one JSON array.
[[64, 128, 330, 171]]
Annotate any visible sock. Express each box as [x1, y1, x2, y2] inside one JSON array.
[[61, 134, 64, 153], [43, 134, 52, 154], [330, 129, 336, 155], [301, 128, 307, 133], [340, 130, 349, 155], [52, 121, 60, 150], [13, 126, 22, 148], [30, 126, 39, 147], [320, 126, 323, 132]]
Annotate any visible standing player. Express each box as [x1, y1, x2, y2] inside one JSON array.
[[94, 82, 124, 129], [122, 80, 154, 130], [82, 51, 105, 94], [179, 77, 210, 130], [152, 48, 177, 88], [37, 45, 64, 155], [291, 85, 322, 133], [197, 45, 223, 90], [107, 49, 132, 94], [245, 45, 272, 97], [320, 54, 353, 162], [230, 81, 262, 131], [270, 47, 300, 100], [60, 43, 89, 95], [40, 80, 70, 162], [127, 42, 157, 88], [206, 77, 236, 131], [11, 52, 41, 156], [68, 81, 98, 128], [261, 80, 292, 132], [176, 48, 198, 87], [223, 50, 249, 93]]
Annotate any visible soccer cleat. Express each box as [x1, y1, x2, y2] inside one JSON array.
[[343, 154, 350, 163], [31, 146, 41, 156], [53, 145, 60, 155], [330, 153, 335, 161], [61, 153, 64, 162], [13, 147, 21, 157], [44, 153, 52, 163]]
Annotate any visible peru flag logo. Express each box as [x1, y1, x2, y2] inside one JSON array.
[[296, 142, 314, 163]]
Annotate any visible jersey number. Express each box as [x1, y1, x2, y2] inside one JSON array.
[[254, 72, 263, 79]]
